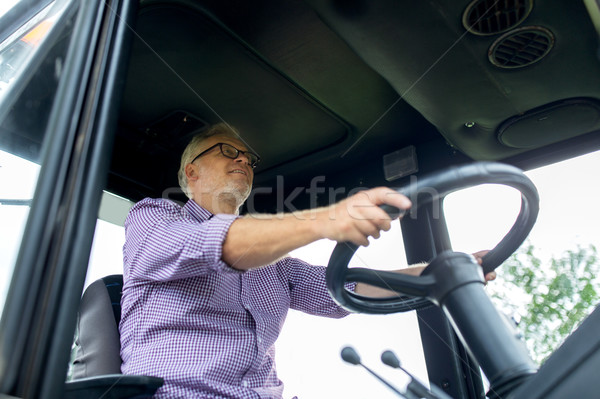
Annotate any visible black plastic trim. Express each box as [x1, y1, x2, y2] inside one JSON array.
[[64, 375, 164, 399]]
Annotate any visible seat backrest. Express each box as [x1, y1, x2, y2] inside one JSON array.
[[69, 275, 124, 379]]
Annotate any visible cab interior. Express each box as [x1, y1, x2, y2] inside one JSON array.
[[1, 0, 600, 398]]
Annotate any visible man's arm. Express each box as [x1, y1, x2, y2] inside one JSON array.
[[354, 251, 495, 297], [354, 264, 426, 297], [222, 187, 412, 270]]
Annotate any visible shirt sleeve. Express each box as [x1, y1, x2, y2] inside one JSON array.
[[123, 198, 239, 282], [279, 257, 355, 318]]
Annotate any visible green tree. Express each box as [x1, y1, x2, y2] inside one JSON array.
[[489, 243, 600, 364]]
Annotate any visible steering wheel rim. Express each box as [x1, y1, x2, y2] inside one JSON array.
[[326, 162, 540, 314]]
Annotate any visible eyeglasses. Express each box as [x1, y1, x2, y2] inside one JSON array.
[[191, 143, 261, 168]]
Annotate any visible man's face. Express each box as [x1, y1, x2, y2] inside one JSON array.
[[186, 134, 254, 210]]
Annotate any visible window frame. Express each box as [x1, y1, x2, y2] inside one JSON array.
[[0, 0, 137, 397]]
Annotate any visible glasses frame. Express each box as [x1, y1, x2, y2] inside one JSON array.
[[191, 142, 261, 168]]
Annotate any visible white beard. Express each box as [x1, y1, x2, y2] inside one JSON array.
[[216, 180, 251, 213]]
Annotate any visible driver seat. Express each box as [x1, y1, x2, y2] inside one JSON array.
[[64, 275, 163, 398]]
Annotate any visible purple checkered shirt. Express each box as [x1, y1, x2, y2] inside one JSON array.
[[120, 198, 351, 398]]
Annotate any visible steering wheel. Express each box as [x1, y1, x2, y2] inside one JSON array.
[[326, 162, 540, 314]]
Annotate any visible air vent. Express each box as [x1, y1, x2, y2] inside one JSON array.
[[463, 0, 533, 36], [488, 26, 554, 69]]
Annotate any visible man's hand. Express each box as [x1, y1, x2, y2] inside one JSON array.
[[317, 187, 412, 246], [472, 249, 496, 282]]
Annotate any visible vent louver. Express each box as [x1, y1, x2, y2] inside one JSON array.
[[488, 26, 554, 69], [463, 0, 533, 36]]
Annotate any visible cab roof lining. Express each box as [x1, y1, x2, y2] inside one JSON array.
[[113, 0, 438, 200], [107, 0, 600, 203], [305, 0, 600, 160]]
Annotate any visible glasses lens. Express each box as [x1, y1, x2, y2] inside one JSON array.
[[220, 143, 259, 167], [220, 144, 238, 159]]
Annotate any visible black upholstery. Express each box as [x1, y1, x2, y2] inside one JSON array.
[[71, 275, 123, 377], [65, 275, 163, 398]]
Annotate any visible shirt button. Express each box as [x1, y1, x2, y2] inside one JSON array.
[[242, 381, 249, 387], [257, 337, 262, 344]]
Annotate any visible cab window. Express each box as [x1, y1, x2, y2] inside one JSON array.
[[0, 150, 39, 307], [0, 0, 75, 315], [279, 222, 427, 398]]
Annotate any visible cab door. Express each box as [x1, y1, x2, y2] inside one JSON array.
[[0, 0, 136, 397]]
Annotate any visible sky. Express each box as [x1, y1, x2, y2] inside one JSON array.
[[2, 148, 600, 398]]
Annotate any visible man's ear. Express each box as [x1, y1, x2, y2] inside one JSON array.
[[185, 164, 198, 181]]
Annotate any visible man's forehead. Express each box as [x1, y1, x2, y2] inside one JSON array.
[[198, 134, 247, 151]]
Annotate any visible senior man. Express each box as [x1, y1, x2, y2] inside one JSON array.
[[119, 123, 488, 398]]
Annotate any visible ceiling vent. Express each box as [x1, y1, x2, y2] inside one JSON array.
[[463, 0, 533, 36], [488, 26, 554, 69]]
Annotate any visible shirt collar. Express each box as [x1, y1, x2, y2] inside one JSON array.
[[183, 199, 214, 222]]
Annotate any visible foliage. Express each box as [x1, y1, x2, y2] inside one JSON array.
[[489, 243, 600, 364]]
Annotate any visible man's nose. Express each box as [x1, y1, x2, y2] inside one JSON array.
[[235, 152, 251, 165]]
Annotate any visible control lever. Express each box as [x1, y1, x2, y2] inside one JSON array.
[[341, 346, 410, 398], [381, 350, 452, 399]]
